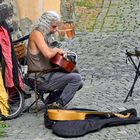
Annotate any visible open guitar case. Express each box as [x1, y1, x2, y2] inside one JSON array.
[[44, 108, 140, 138]]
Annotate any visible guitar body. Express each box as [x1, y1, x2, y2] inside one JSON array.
[[50, 53, 76, 72]]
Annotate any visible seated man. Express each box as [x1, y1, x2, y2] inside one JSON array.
[[27, 11, 83, 109]]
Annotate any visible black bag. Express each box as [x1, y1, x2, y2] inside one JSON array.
[[44, 108, 140, 138]]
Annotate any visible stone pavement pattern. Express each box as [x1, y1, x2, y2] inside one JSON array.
[[2, 33, 140, 140]]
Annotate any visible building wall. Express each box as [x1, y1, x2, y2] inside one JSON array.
[[15, 0, 60, 22]]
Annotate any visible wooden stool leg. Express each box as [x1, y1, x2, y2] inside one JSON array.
[[34, 73, 38, 112]]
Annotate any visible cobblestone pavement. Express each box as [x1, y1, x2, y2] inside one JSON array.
[[2, 33, 140, 140]]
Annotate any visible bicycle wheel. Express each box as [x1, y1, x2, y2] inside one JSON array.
[[5, 86, 25, 120]]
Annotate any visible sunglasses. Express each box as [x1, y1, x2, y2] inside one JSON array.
[[51, 25, 57, 29]]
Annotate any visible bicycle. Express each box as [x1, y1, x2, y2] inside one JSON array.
[[3, 86, 25, 120], [0, 22, 30, 120]]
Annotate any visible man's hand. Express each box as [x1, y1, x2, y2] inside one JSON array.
[[53, 47, 66, 55]]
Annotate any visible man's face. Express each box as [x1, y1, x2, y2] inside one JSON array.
[[50, 21, 60, 34]]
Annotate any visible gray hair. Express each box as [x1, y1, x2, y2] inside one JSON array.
[[32, 11, 60, 36]]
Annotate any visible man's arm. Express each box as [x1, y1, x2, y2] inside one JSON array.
[[29, 30, 64, 59]]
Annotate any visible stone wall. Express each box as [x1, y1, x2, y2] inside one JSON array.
[[0, 0, 25, 40], [0, 0, 14, 20]]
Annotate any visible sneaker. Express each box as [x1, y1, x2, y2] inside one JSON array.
[[47, 102, 63, 109], [45, 94, 54, 105], [45, 90, 62, 105]]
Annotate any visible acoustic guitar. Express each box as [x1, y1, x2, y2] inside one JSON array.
[[47, 109, 131, 121], [50, 53, 76, 72]]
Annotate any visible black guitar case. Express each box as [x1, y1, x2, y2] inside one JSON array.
[[44, 108, 140, 138]]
